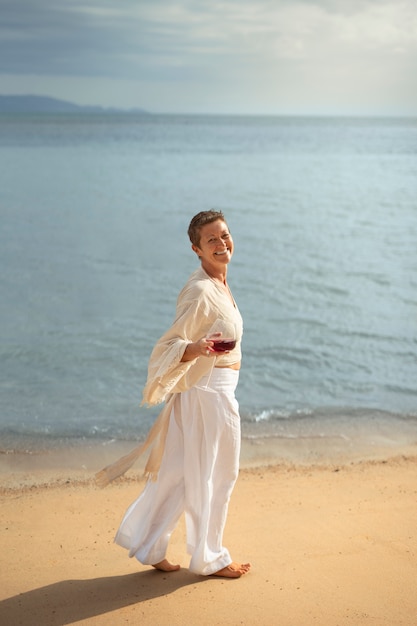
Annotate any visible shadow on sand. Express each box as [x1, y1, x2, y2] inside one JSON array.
[[0, 569, 206, 625]]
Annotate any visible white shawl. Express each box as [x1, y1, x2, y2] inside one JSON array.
[[95, 266, 242, 486], [142, 266, 242, 405]]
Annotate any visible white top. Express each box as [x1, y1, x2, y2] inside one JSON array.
[[142, 266, 243, 406]]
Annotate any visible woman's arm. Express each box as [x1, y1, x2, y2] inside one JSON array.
[[180, 333, 220, 361]]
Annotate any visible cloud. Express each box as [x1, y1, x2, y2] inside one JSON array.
[[0, 1, 139, 77], [0, 0, 416, 114]]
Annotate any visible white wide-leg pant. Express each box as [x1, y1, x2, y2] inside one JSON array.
[[114, 368, 241, 575]]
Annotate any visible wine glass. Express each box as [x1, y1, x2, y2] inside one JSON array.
[[206, 319, 237, 352]]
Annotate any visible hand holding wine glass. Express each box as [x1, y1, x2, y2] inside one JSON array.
[[206, 319, 237, 353]]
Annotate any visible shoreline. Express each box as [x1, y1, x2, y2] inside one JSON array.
[[2, 436, 417, 491], [1, 455, 416, 625], [2, 435, 417, 491]]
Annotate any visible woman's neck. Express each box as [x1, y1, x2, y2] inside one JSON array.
[[201, 261, 228, 285]]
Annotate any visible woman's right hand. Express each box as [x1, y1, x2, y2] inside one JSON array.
[[181, 333, 222, 361]]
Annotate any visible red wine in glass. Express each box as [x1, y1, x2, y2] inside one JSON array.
[[211, 338, 236, 352]]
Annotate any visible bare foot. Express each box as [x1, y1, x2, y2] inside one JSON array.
[[151, 559, 180, 572], [212, 562, 251, 578]]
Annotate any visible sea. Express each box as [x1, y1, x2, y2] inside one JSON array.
[[1, 113, 417, 466]]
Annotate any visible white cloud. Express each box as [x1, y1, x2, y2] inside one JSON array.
[[0, 0, 416, 114]]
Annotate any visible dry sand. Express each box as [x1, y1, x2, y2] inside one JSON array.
[[1, 452, 417, 625]]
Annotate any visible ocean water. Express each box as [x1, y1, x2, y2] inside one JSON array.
[[1, 113, 417, 461]]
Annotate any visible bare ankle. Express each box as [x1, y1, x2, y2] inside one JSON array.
[[152, 559, 180, 572]]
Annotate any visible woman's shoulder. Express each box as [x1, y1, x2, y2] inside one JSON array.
[[179, 266, 214, 299]]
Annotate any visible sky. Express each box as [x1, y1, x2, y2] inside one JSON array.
[[0, 0, 416, 116]]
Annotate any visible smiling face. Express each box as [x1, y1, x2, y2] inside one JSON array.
[[192, 219, 234, 273]]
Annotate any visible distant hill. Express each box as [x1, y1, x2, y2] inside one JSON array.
[[0, 95, 148, 114]]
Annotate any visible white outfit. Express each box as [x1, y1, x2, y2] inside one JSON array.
[[114, 368, 241, 575], [113, 266, 243, 575]]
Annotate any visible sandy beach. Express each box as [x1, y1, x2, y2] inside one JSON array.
[[1, 446, 417, 626]]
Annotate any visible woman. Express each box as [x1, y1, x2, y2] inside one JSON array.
[[114, 210, 251, 578]]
